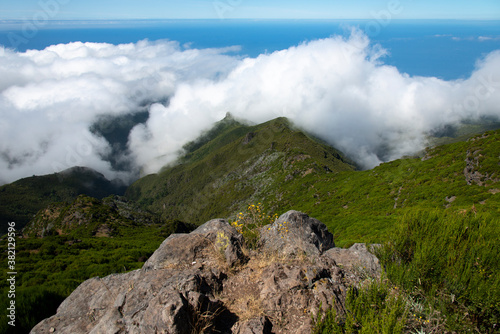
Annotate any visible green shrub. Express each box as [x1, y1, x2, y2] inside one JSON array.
[[377, 210, 500, 333], [312, 280, 407, 334], [0, 286, 66, 334], [230, 203, 278, 249]]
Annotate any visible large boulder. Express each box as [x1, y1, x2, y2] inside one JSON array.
[[323, 243, 381, 278], [143, 218, 246, 271], [30, 268, 228, 334], [259, 210, 335, 256], [31, 219, 241, 334], [31, 212, 380, 334]]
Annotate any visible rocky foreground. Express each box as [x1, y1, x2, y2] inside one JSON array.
[[31, 211, 380, 334]]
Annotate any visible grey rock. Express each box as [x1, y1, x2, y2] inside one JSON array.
[[225, 240, 246, 267], [192, 218, 239, 236], [323, 243, 381, 277], [232, 316, 272, 334], [144, 219, 244, 271], [31, 212, 381, 334], [260, 210, 335, 256], [31, 267, 226, 334]]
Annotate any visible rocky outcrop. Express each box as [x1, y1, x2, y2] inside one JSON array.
[[143, 218, 247, 271], [23, 195, 163, 238], [31, 211, 380, 334], [260, 210, 335, 256], [323, 243, 381, 279], [464, 149, 485, 185], [243, 132, 255, 145], [464, 147, 499, 186]]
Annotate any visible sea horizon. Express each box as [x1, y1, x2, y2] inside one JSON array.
[[2, 18, 500, 80]]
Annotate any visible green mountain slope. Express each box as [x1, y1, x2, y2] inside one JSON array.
[[0, 167, 126, 233], [22, 195, 185, 238], [267, 129, 499, 246], [126, 116, 356, 225], [128, 116, 499, 247]]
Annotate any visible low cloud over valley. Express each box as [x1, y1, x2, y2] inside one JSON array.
[[1, 29, 499, 184]]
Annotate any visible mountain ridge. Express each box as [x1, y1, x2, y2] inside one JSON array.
[[0, 166, 127, 233], [126, 116, 356, 225], [1, 116, 499, 245], [126, 116, 499, 246]]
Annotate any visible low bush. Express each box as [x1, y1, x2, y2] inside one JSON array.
[[377, 210, 500, 333], [312, 279, 407, 334], [230, 203, 278, 249]]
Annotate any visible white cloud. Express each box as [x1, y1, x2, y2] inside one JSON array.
[[449, 35, 500, 42], [478, 36, 500, 42], [0, 40, 240, 184], [1, 31, 499, 184], [131, 31, 500, 171]]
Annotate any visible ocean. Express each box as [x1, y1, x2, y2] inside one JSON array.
[[1, 19, 500, 80]]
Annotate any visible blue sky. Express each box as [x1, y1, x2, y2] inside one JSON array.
[[1, 0, 499, 20]]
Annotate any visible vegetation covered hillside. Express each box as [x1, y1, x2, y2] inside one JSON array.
[[128, 116, 499, 247], [126, 115, 356, 225], [271, 129, 500, 246], [123, 116, 500, 332], [0, 167, 126, 233]]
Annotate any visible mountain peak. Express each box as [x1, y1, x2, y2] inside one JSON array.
[[126, 116, 355, 225], [59, 166, 106, 179], [223, 111, 235, 121]]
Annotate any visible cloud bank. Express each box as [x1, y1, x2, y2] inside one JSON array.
[[1, 30, 499, 184], [0, 40, 240, 184]]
